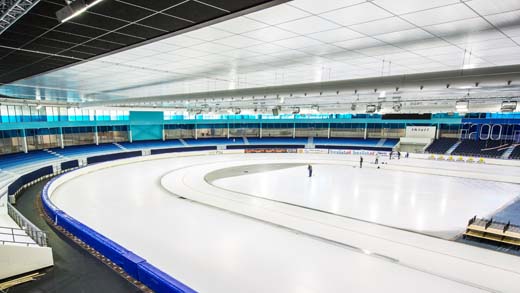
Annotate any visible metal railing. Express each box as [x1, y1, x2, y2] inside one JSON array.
[[0, 225, 40, 246], [6, 203, 47, 247]]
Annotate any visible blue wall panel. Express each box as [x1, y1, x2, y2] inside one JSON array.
[[131, 124, 162, 141]]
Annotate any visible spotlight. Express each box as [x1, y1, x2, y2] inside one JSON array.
[[366, 104, 377, 113], [392, 102, 402, 112], [455, 100, 469, 113], [56, 0, 106, 23], [501, 101, 517, 112]]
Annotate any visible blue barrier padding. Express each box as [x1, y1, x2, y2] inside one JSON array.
[[86, 151, 142, 165], [60, 160, 79, 170], [315, 145, 392, 151], [137, 262, 197, 293], [150, 146, 216, 155], [8, 165, 53, 195], [41, 173, 196, 293], [227, 144, 305, 149]]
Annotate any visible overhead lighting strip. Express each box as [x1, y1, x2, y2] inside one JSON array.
[[56, 0, 105, 23]]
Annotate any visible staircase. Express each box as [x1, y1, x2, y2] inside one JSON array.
[[501, 145, 517, 159], [445, 141, 461, 155], [243, 137, 250, 145], [113, 143, 127, 151], [179, 139, 189, 146], [306, 137, 315, 149], [376, 138, 387, 147], [43, 149, 67, 159]]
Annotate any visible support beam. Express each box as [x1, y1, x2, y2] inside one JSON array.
[[364, 123, 368, 139], [0, 0, 40, 36]]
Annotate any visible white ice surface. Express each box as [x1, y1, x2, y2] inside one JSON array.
[[49, 154, 520, 293], [212, 163, 520, 237]]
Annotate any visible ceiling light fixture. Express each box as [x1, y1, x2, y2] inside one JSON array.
[[56, 0, 105, 23], [501, 101, 517, 112], [366, 104, 377, 113], [455, 100, 469, 113]]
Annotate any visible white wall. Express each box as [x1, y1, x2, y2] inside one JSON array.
[[0, 245, 53, 279]]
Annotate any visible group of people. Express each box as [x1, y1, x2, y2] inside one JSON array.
[[307, 150, 409, 176]]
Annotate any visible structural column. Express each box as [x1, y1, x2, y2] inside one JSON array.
[[259, 123, 262, 138], [293, 122, 296, 138], [194, 124, 197, 140], [436, 123, 440, 139], [227, 123, 230, 139], [94, 126, 99, 145], [21, 129, 28, 153], [364, 123, 368, 139], [59, 127, 64, 149], [162, 125, 165, 141], [327, 122, 331, 139]]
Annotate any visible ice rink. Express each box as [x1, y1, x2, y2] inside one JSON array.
[[210, 162, 520, 238], [48, 153, 520, 293]]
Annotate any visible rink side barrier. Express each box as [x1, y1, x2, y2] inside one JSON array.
[[60, 159, 79, 171], [151, 145, 216, 155], [316, 144, 393, 151], [8, 166, 54, 201], [86, 151, 142, 165], [227, 144, 305, 150], [41, 175, 197, 293]]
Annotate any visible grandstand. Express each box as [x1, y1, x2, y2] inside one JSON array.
[[1, 0, 520, 292]]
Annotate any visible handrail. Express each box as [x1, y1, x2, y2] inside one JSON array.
[[7, 203, 47, 247], [0, 225, 39, 247]]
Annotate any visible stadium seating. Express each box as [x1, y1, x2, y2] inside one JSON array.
[[314, 138, 397, 148], [451, 140, 512, 158], [509, 145, 520, 160], [183, 138, 245, 146], [49, 143, 121, 158], [247, 137, 308, 145], [424, 138, 459, 154], [119, 140, 184, 150], [0, 151, 59, 171]]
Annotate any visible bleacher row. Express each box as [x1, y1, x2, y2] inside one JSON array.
[[425, 138, 520, 159], [0, 137, 398, 171]]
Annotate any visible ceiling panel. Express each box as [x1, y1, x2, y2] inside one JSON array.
[[0, 0, 278, 84], [2, 0, 520, 106]]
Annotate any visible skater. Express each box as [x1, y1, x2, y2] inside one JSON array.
[[359, 156, 363, 168], [375, 153, 379, 165], [405, 152, 409, 158], [397, 151, 401, 160], [307, 164, 313, 177], [389, 151, 393, 160]]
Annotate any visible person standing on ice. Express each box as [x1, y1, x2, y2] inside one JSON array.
[[308, 164, 313, 177], [375, 153, 379, 165], [397, 151, 401, 160], [360, 156, 363, 168]]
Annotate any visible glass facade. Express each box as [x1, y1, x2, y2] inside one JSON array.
[[0, 105, 129, 123]]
